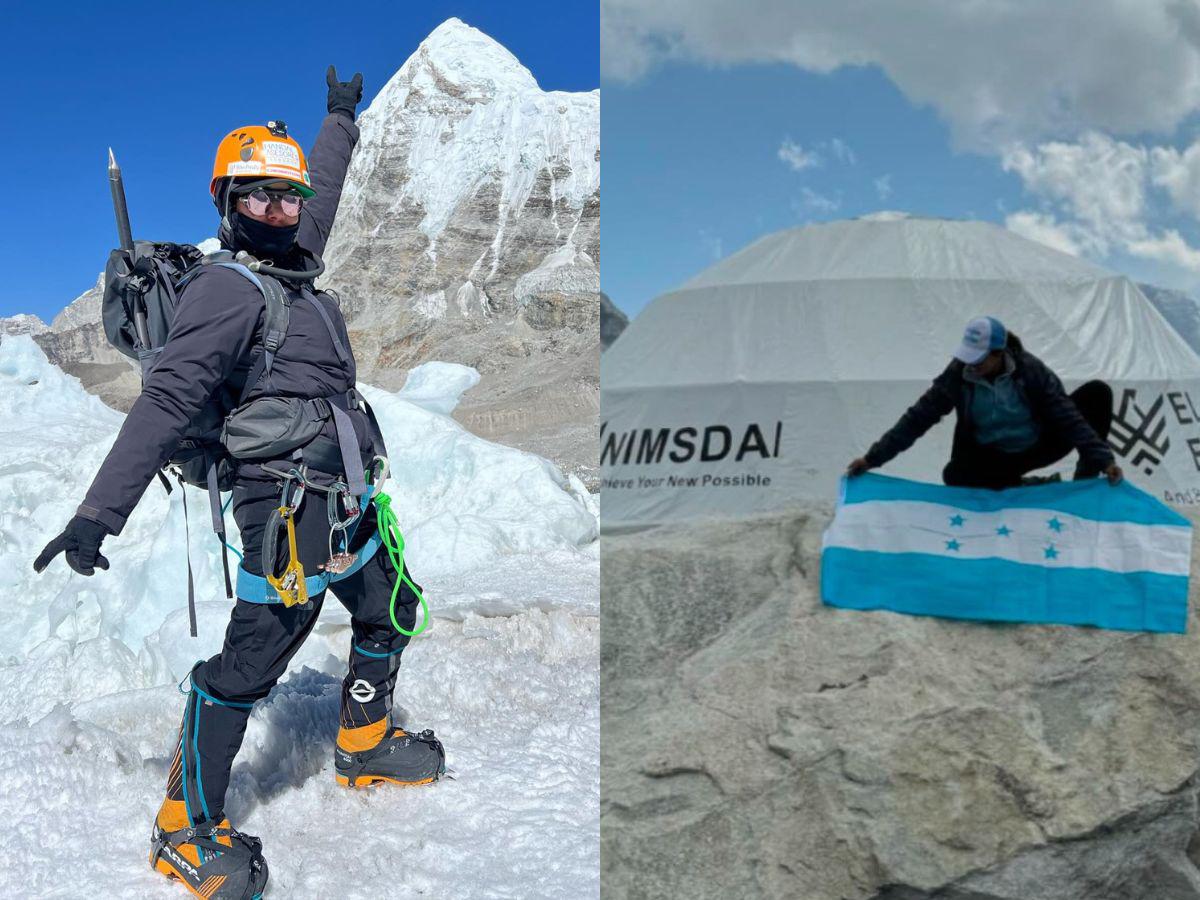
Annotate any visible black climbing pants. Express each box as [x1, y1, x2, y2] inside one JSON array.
[[164, 475, 422, 824], [942, 380, 1114, 490]]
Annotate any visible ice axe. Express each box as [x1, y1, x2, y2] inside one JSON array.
[[107, 147, 152, 351]]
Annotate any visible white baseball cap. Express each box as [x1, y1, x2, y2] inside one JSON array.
[[954, 316, 1008, 364]]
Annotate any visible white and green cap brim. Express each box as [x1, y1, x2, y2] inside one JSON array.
[[229, 175, 316, 199]]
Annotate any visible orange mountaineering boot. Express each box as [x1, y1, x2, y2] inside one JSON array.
[[149, 799, 269, 899], [334, 716, 446, 788]]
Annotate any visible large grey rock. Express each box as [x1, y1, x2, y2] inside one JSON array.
[[601, 292, 628, 350], [1142, 282, 1200, 358], [33, 274, 140, 412], [601, 507, 1200, 899], [0, 314, 48, 337]]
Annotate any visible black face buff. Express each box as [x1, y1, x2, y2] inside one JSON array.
[[230, 210, 300, 259]]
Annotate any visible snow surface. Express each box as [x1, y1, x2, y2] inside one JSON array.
[[0, 335, 598, 897]]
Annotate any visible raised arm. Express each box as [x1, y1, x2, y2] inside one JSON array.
[[297, 67, 364, 257]]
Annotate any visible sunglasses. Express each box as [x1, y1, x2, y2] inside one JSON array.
[[237, 187, 305, 218]]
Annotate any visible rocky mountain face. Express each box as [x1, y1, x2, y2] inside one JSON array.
[[320, 18, 600, 480], [1141, 282, 1200, 357], [31, 241, 222, 412], [36, 274, 138, 412], [603, 506, 1200, 899], [600, 293, 627, 350], [30, 18, 599, 483], [0, 314, 48, 337]]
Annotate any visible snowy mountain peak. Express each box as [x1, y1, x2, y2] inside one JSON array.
[[330, 18, 599, 267], [398, 17, 539, 99]]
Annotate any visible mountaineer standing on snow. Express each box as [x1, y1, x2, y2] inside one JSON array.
[[32, 67, 444, 899], [847, 316, 1124, 489]]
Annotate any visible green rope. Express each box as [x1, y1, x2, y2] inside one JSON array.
[[373, 491, 429, 637]]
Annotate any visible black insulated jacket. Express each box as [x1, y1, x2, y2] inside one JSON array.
[[864, 333, 1116, 472], [78, 114, 362, 535]]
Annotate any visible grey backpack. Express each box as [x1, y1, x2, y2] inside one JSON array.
[[102, 240, 291, 621]]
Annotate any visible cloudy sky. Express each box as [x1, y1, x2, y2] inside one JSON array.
[[602, 0, 1200, 317]]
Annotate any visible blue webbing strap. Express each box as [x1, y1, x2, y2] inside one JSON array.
[[235, 521, 383, 605]]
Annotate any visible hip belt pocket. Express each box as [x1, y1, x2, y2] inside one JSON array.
[[221, 396, 331, 460]]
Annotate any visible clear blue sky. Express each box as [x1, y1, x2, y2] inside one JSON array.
[[2, 1, 597, 321]]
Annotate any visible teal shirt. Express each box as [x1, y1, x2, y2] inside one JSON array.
[[965, 354, 1040, 452]]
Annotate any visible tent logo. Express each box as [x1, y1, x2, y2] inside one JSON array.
[[600, 422, 783, 466], [1109, 389, 1173, 477]]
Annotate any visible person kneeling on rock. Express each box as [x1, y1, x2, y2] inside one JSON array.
[[847, 316, 1123, 490]]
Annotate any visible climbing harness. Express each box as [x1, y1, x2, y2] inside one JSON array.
[[233, 457, 428, 638], [264, 475, 308, 607], [237, 460, 383, 605]]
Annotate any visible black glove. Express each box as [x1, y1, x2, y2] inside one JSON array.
[[33, 515, 111, 576], [327, 65, 364, 120]]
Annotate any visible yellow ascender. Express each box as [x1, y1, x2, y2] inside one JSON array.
[[267, 505, 308, 607]]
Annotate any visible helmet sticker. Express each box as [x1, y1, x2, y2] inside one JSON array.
[[262, 141, 301, 170], [226, 161, 264, 176]]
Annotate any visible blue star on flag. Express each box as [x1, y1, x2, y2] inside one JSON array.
[[946, 539, 961, 551], [1044, 545, 1058, 560], [949, 514, 965, 527], [996, 525, 1011, 537], [1047, 517, 1064, 532]]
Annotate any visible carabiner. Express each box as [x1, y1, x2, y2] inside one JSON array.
[[368, 456, 389, 495]]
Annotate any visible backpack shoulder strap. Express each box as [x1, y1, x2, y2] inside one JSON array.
[[237, 271, 289, 403], [175, 254, 289, 403], [177, 255, 262, 292]]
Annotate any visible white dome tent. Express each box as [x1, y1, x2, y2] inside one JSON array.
[[601, 214, 1200, 528]]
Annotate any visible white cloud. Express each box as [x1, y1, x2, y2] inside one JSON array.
[[1001, 133, 1149, 241], [1003, 132, 1200, 273], [602, 0, 1200, 149], [778, 138, 820, 172], [1150, 142, 1200, 218], [794, 187, 840, 216], [778, 137, 857, 173], [1004, 211, 1087, 257], [1126, 229, 1200, 271], [874, 174, 892, 200], [827, 138, 856, 165]]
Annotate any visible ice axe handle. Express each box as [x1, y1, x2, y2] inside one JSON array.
[[108, 148, 134, 255], [108, 149, 151, 349]]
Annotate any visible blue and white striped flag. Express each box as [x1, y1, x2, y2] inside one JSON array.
[[822, 473, 1192, 633]]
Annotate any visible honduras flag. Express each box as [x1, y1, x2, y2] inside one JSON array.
[[822, 473, 1192, 633]]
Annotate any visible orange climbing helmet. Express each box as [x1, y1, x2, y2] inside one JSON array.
[[209, 120, 315, 198]]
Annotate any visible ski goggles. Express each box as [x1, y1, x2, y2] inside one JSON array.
[[237, 187, 306, 217]]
